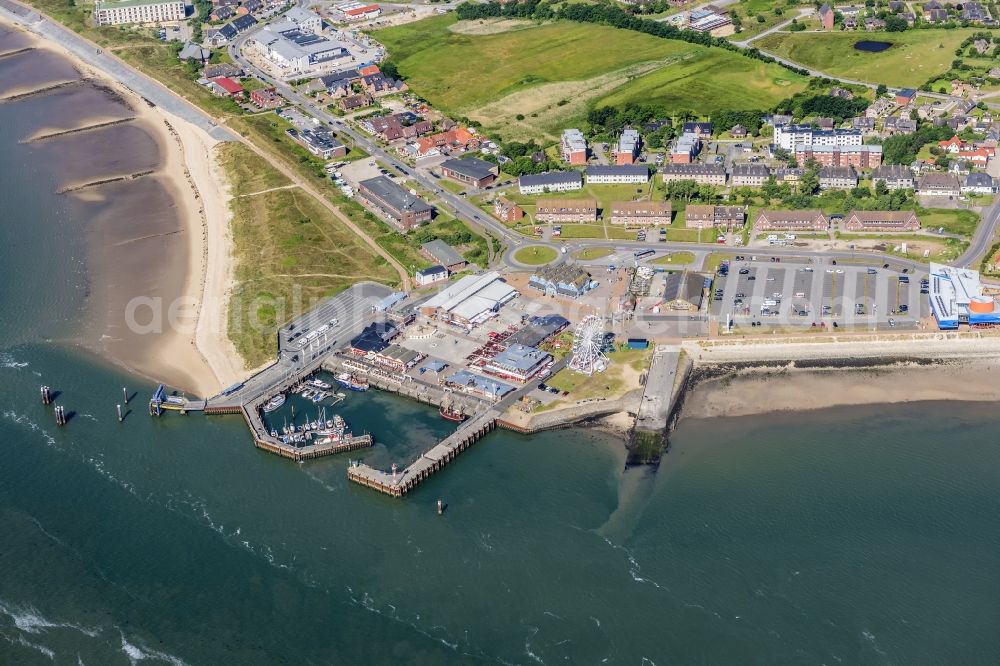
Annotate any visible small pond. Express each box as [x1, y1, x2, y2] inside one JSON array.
[[854, 40, 893, 53]]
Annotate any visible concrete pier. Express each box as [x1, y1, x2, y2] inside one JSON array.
[[347, 411, 499, 497], [628, 345, 686, 464]]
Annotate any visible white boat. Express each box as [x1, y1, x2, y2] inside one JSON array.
[[262, 394, 286, 413]]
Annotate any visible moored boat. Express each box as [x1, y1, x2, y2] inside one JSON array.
[[262, 394, 286, 413], [335, 372, 369, 392], [439, 405, 467, 422]]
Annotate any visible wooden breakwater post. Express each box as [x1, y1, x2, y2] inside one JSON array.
[[40, 385, 51, 405], [122, 387, 129, 405], [116, 404, 123, 423], [54, 405, 66, 426], [437, 499, 444, 515]]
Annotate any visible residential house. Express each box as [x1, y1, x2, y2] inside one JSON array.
[[204, 63, 242, 79], [608, 201, 672, 227], [361, 73, 404, 96], [684, 204, 745, 231], [586, 164, 649, 185], [517, 171, 582, 195], [872, 164, 915, 190], [421, 239, 466, 272], [661, 163, 727, 186], [956, 147, 992, 168], [925, 7, 948, 22], [853, 117, 875, 132], [795, 144, 882, 169], [534, 199, 598, 223], [730, 124, 747, 138], [864, 17, 886, 30], [439, 157, 498, 188], [815, 117, 836, 130], [681, 121, 713, 137], [298, 128, 346, 159], [818, 166, 858, 189], [238, 0, 263, 15], [670, 132, 701, 164], [884, 116, 917, 134], [844, 17, 857, 30], [208, 76, 244, 98], [917, 173, 961, 197], [493, 196, 524, 223], [819, 2, 834, 29], [773, 168, 804, 184], [962, 2, 990, 22], [754, 210, 829, 232], [939, 135, 964, 153], [843, 210, 920, 232], [830, 87, 854, 100], [773, 124, 862, 150], [962, 172, 997, 194], [338, 93, 371, 111], [415, 265, 448, 287], [358, 176, 433, 230], [895, 88, 917, 107], [413, 127, 479, 157], [615, 128, 641, 165], [94, 0, 185, 25], [250, 86, 281, 108], [210, 5, 235, 21], [561, 129, 588, 165], [318, 69, 360, 96], [730, 164, 770, 188]]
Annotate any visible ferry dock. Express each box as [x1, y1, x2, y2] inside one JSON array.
[[144, 280, 566, 495]]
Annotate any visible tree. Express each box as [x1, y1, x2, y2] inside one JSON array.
[[380, 60, 402, 81], [799, 169, 819, 195], [876, 83, 888, 96], [874, 179, 889, 196]]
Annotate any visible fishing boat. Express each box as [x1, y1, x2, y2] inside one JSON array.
[[307, 378, 332, 390], [262, 394, 286, 413], [439, 405, 467, 422], [335, 372, 369, 392]]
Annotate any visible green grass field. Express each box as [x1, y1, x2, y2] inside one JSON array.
[[373, 16, 808, 139], [572, 247, 614, 260], [513, 245, 558, 265], [219, 144, 397, 368], [373, 15, 694, 111], [755, 29, 980, 88], [652, 251, 696, 265]]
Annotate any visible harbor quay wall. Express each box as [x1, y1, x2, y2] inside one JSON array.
[[255, 433, 374, 462], [498, 390, 644, 434]]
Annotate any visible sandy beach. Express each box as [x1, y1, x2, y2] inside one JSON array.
[[1, 19, 240, 397], [681, 332, 1000, 419]]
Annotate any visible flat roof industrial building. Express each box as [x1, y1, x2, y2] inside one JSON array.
[[928, 263, 1000, 329], [418, 271, 518, 327]]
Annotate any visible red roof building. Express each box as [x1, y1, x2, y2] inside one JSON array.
[[939, 135, 964, 153], [358, 64, 380, 77], [211, 76, 244, 98]]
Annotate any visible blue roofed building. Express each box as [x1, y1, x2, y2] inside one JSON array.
[[444, 370, 516, 400], [483, 343, 551, 382]]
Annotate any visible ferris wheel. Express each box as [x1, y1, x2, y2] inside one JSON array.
[[568, 315, 608, 376]]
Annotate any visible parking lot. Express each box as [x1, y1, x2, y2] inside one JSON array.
[[710, 257, 928, 331]]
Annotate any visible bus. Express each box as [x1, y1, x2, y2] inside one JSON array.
[[633, 249, 655, 259]]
